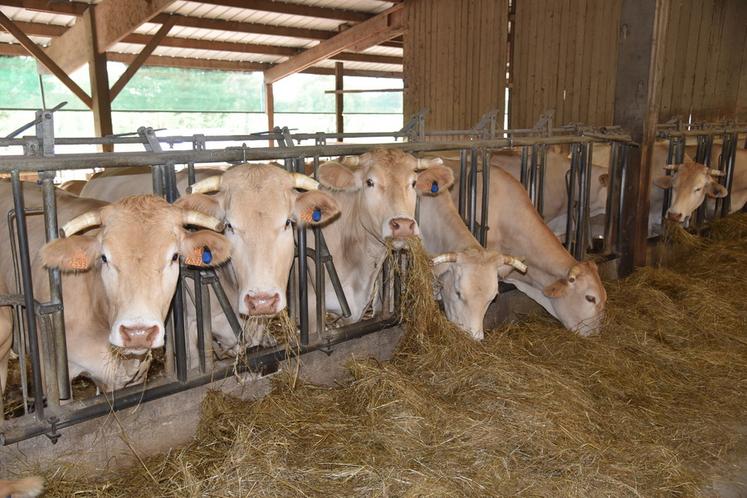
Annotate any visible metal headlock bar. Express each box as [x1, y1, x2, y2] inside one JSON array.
[[0, 109, 633, 445]]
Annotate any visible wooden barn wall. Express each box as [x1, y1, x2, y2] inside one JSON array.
[[511, 0, 623, 129], [658, 0, 747, 122], [403, 0, 509, 132]]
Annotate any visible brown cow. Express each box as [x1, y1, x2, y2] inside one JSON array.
[[0, 475, 43, 497]]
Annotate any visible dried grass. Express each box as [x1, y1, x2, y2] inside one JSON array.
[[42, 213, 747, 497]]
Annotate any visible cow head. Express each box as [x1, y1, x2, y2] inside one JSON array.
[[318, 149, 454, 248], [40, 195, 230, 352], [177, 164, 340, 317], [432, 249, 526, 340], [542, 260, 607, 336], [654, 163, 728, 223]]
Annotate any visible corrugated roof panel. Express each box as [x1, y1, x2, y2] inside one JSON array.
[[0, 35, 51, 46], [360, 45, 403, 57]]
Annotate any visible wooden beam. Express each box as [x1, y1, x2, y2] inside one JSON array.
[[335, 62, 343, 141], [265, 83, 274, 146], [45, 0, 176, 73], [151, 13, 332, 41], [0, 20, 66, 37], [110, 18, 174, 101], [264, 4, 404, 84], [614, 0, 670, 274], [0, 0, 88, 16], [105, 52, 403, 79], [86, 6, 113, 146], [0, 11, 92, 107], [198, 0, 371, 23]]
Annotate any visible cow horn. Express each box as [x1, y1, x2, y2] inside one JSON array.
[[664, 164, 680, 172], [568, 264, 582, 282], [60, 210, 102, 237], [415, 157, 444, 171], [187, 175, 222, 194], [502, 255, 528, 273], [182, 211, 225, 232], [707, 168, 725, 177], [432, 252, 458, 265], [291, 173, 319, 191], [341, 155, 360, 166]]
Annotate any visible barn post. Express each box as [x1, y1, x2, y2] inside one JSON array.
[[613, 0, 670, 275], [335, 61, 344, 142], [85, 5, 114, 152], [265, 82, 275, 147]]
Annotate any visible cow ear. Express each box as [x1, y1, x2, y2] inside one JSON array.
[[175, 193, 225, 220], [543, 278, 570, 298], [318, 161, 359, 191], [598, 173, 609, 188], [40, 235, 100, 272], [706, 181, 728, 198], [653, 175, 674, 189], [416, 165, 454, 196], [181, 230, 231, 267], [292, 190, 341, 226]]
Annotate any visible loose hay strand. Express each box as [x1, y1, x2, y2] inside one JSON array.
[[42, 213, 747, 497]]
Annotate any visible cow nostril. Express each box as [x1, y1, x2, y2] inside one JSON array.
[[390, 219, 400, 230], [120, 324, 160, 347]]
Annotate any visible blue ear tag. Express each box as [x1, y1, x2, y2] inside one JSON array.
[[431, 181, 439, 194], [202, 247, 212, 264], [312, 208, 322, 222]]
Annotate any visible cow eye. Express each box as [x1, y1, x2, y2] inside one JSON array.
[[285, 219, 292, 229], [694, 187, 702, 192], [366, 178, 375, 188], [456, 289, 463, 300], [411, 180, 417, 188], [100, 254, 108, 264], [171, 253, 179, 262], [585, 295, 596, 304]]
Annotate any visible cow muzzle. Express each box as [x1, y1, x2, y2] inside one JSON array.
[[385, 216, 419, 240], [243, 292, 282, 316], [666, 210, 684, 223], [117, 322, 163, 349]]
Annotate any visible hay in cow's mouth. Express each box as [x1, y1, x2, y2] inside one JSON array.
[[42, 214, 747, 497]]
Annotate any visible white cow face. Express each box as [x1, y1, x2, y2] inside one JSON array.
[[654, 163, 728, 223], [318, 149, 454, 249], [41, 195, 230, 352], [542, 261, 607, 336], [434, 249, 524, 340], [176, 164, 340, 318]]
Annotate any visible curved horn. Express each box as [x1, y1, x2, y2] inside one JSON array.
[[415, 157, 444, 171], [182, 210, 225, 232], [664, 164, 680, 172], [186, 175, 222, 194], [431, 252, 458, 265], [568, 264, 583, 282], [291, 172, 319, 191], [707, 168, 725, 177], [502, 256, 528, 273], [341, 155, 360, 166], [60, 210, 102, 238]]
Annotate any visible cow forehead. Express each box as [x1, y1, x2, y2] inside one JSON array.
[[100, 196, 182, 255], [222, 165, 294, 211], [675, 163, 709, 185], [362, 149, 417, 179]]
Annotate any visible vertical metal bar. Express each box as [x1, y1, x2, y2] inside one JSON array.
[[480, 149, 491, 246], [536, 144, 547, 215], [193, 272, 207, 373], [603, 142, 621, 255], [617, 144, 630, 251], [469, 146, 478, 235], [40, 172, 70, 400], [458, 149, 467, 221], [520, 145, 529, 189], [313, 227, 325, 339], [297, 227, 309, 347], [528, 144, 538, 205], [10, 171, 45, 419], [565, 144, 579, 251], [319, 232, 350, 318], [720, 132, 738, 217], [200, 276, 214, 371], [573, 143, 592, 260], [661, 138, 676, 224]]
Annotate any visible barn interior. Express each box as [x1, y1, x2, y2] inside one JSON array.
[[0, 0, 746, 496]]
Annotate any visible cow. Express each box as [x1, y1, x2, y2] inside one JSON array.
[[59, 179, 87, 196], [418, 191, 527, 340], [0, 185, 230, 391], [436, 159, 607, 336], [0, 280, 11, 398], [0, 475, 43, 497], [653, 143, 747, 223], [81, 164, 340, 361], [313, 149, 455, 325]]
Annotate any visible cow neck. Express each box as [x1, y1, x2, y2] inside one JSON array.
[[419, 194, 482, 254]]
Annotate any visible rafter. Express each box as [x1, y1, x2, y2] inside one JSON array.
[[264, 4, 404, 84], [197, 0, 371, 23]]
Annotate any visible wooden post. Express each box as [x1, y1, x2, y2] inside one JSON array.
[[86, 6, 114, 151], [265, 82, 274, 147], [335, 62, 344, 142], [613, 0, 670, 275]]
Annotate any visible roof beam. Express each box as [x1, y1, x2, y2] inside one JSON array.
[[0, 0, 87, 16], [197, 0, 371, 23], [110, 18, 174, 100], [105, 52, 402, 79], [264, 4, 404, 84], [44, 0, 176, 73], [0, 11, 92, 107]]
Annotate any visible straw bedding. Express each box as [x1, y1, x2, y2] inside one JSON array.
[[40, 213, 747, 496]]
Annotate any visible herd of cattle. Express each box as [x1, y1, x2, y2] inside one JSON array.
[[0, 140, 744, 404]]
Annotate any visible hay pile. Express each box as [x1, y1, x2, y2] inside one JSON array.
[[44, 214, 747, 497]]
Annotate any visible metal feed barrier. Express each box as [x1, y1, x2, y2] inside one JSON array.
[[656, 120, 747, 232], [0, 108, 633, 445]]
